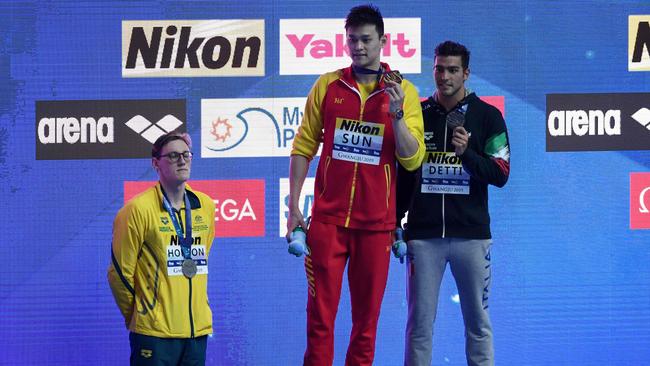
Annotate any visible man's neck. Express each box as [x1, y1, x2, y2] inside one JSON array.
[[161, 181, 186, 210], [353, 62, 381, 84], [436, 88, 467, 112], [355, 73, 377, 84]]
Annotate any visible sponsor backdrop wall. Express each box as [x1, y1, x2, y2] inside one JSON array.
[[2, 1, 650, 365]]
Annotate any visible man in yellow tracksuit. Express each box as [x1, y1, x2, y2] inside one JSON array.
[[108, 131, 216, 366]]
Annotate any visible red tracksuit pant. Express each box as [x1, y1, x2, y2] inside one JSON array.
[[303, 220, 392, 366]]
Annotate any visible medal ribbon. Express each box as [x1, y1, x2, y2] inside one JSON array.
[[352, 65, 384, 83], [161, 189, 193, 260]]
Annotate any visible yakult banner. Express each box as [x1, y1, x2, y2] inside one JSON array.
[[279, 18, 421, 75]]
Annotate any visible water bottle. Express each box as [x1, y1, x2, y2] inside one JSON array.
[[288, 226, 310, 257], [392, 227, 407, 263]]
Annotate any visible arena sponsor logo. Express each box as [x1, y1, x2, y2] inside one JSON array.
[[629, 15, 650, 71], [546, 93, 650, 151], [630, 172, 650, 229], [279, 178, 315, 237], [124, 179, 265, 238], [201, 97, 321, 158], [279, 18, 420, 75], [36, 99, 185, 160], [122, 20, 265, 77]]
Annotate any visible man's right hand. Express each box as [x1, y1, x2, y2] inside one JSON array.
[[286, 207, 306, 240]]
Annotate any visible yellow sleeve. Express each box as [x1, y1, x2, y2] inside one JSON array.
[[291, 71, 339, 160], [107, 203, 144, 326], [396, 79, 425, 171]]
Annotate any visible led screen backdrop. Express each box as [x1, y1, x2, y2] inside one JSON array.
[[1, 1, 650, 365]]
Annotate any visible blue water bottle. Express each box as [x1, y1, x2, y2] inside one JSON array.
[[392, 227, 407, 263], [287, 226, 310, 257]]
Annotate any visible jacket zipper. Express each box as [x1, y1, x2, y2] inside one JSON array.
[[442, 120, 447, 238], [179, 209, 195, 338], [339, 79, 386, 227], [189, 278, 195, 338]]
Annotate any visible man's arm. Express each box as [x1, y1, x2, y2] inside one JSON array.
[[107, 205, 143, 326], [396, 162, 416, 225], [455, 106, 510, 187], [287, 155, 310, 237], [285, 74, 329, 237], [386, 80, 425, 171]]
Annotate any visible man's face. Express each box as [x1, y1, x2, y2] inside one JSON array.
[[153, 139, 192, 186], [346, 24, 386, 70], [434, 55, 469, 98]]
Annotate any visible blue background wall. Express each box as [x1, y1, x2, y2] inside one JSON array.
[[1, 1, 650, 365]]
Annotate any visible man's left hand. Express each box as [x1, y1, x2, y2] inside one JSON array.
[[452, 126, 469, 156]]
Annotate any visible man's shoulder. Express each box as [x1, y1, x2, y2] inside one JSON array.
[[468, 93, 502, 116], [119, 186, 159, 217], [317, 70, 343, 86]]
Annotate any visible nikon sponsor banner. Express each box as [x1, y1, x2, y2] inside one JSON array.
[[122, 20, 265, 77], [36, 99, 186, 160], [546, 93, 650, 151], [629, 15, 650, 72]]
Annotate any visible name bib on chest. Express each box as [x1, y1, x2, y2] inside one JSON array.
[[166, 244, 208, 276], [421, 151, 470, 195], [332, 118, 384, 165]]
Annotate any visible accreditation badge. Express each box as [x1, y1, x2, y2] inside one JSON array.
[[166, 245, 208, 277], [332, 117, 384, 165], [421, 151, 470, 195]]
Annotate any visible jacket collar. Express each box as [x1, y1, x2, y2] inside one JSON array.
[[156, 182, 201, 210], [341, 62, 392, 90], [430, 90, 477, 115]]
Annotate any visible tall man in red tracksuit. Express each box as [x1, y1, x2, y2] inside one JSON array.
[[287, 5, 425, 366]]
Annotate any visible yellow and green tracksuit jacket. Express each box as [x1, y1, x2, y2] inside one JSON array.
[[108, 183, 215, 338]]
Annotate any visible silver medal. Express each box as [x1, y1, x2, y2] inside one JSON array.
[[182, 258, 197, 278]]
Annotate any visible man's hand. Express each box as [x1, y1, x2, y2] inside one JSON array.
[[451, 126, 469, 156], [286, 207, 306, 240], [384, 80, 405, 115]]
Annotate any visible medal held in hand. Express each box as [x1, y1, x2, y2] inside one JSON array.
[[182, 258, 197, 278], [446, 108, 466, 130], [383, 70, 403, 84]]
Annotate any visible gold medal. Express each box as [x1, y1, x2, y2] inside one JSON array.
[[384, 70, 403, 84]]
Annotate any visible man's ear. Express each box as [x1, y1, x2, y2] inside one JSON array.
[[152, 158, 159, 173]]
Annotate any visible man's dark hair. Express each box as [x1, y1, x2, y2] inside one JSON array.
[[345, 4, 384, 36], [152, 130, 192, 158], [435, 41, 471, 69]]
